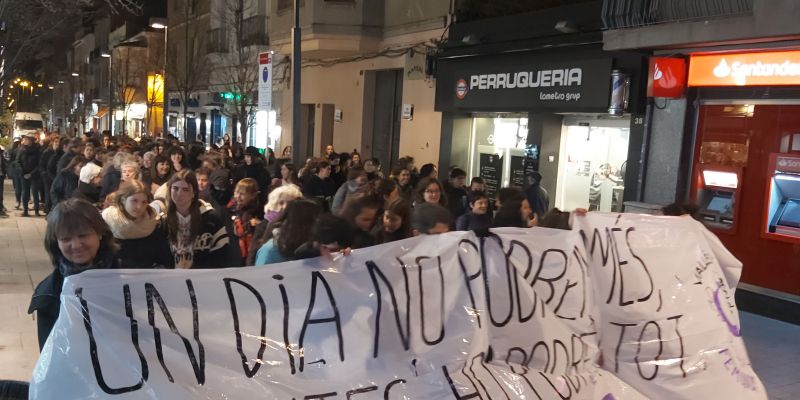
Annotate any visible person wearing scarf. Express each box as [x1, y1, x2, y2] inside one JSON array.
[[102, 180, 173, 269], [28, 198, 121, 350]]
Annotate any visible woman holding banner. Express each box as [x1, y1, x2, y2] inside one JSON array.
[[28, 198, 121, 350], [162, 170, 241, 269]]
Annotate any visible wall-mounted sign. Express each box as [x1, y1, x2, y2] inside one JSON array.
[[647, 57, 686, 98], [402, 103, 413, 120], [436, 53, 613, 113], [334, 108, 342, 122], [689, 50, 800, 87], [258, 52, 272, 112]]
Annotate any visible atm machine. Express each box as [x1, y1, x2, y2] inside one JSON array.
[[763, 153, 800, 242], [694, 164, 743, 233]]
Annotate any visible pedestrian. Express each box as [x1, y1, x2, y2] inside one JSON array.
[[331, 167, 367, 214], [73, 162, 103, 206], [525, 171, 550, 219], [246, 184, 303, 265], [373, 178, 400, 210], [0, 144, 8, 217], [493, 187, 536, 228], [294, 213, 354, 261], [302, 159, 337, 201], [419, 163, 437, 180], [391, 166, 414, 202], [469, 176, 485, 192], [18, 135, 43, 216], [455, 190, 492, 231], [227, 178, 263, 263], [100, 152, 136, 201], [340, 195, 381, 249], [50, 156, 87, 206], [102, 180, 172, 268], [364, 157, 383, 181], [443, 167, 468, 219], [254, 198, 321, 265], [349, 150, 362, 169], [372, 199, 412, 244], [9, 139, 23, 210], [55, 137, 83, 172], [39, 136, 58, 213], [29, 198, 121, 350], [162, 170, 240, 269], [242, 146, 271, 204], [168, 146, 189, 173], [149, 154, 173, 194], [414, 176, 448, 209], [411, 202, 452, 235]]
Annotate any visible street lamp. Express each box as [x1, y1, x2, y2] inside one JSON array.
[[150, 17, 168, 139], [101, 49, 113, 135], [71, 72, 79, 77]]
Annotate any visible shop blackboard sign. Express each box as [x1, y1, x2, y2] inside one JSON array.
[[479, 153, 502, 199], [510, 156, 526, 188]]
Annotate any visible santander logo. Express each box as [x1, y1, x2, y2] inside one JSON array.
[[653, 64, 663, 80], [713, 59, 732, 78]]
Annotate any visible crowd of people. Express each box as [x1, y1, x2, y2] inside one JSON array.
[[13, 130, 562, 350]]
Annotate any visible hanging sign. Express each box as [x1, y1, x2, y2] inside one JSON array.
[[647, 57, 687, 98]]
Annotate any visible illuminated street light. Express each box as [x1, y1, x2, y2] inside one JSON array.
[[36, 83, 43, 88], [19, 81, 28, 87], [48, 85, 54, 90], [71, 72, 79, 77], [58, 80, 64, 84]]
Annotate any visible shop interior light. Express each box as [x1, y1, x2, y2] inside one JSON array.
[[703, 170, 738, 188]]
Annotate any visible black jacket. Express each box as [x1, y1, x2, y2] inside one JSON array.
[[73, 181, 101, 205], [443, 181, 467, 219], [455, 211, 493, 231], [100, 168, 121, 199], [56, 151, 77, 173], [19, 143, 42, 177], [162, 201, 242, 269], [50, 169, 80, 206], [47, 149, 64, 180], [242, 162, 271, 204], [28, 252, 120, 350], [118, 230, 173, 269], [39, 147, 55, 181], [302, 175, 337, 199]]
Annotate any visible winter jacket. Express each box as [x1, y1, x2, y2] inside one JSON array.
[[443, 181, 467, 219], [226, 199, 263, 263], [102, 206, 173, 269], [47, 149, 64, 181], [162, 200, 241, 269], [50, 169, 80, 206], [39, 147, 54, 181], [331, 179, 364, 214], [302, 175, 337, 199], [397, 182, 414, 202], [19, 143, 42, 178], [28, 249, 120, 350], [455, 211, 493, 231], [56, 151, 77, 173], [72, 182, 101, 205], [0, 147, 7, 178], [242, 162, 271, 203], [100, 168, 122, 199]]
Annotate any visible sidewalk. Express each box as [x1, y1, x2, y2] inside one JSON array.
[[0, 182, 799, 397], [0, 180, 49, 381]]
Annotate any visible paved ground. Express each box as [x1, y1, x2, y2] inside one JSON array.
[[1, 181, 799, 397]]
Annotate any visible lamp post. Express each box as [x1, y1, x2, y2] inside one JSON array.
[[150, 17, 168, 139], [291, 0, 302, 166], [100, 49, 113, 135]]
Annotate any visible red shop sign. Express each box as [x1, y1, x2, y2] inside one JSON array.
[[647, 57, 687, 98]]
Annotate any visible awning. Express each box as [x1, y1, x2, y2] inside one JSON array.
[[94, 107, 108, 119]]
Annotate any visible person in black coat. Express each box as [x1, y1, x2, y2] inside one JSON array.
[[38, 138, 57, 213], [28, 198, 121, 350], [443, 167, 468, 219], [56, 137, 84, 172], [242, 146, 271, 204], [18, 136, 43, 216], [72, 162, 103, 206], [50, 155, 87, 207], [302, 160, 337, 201], [0, 145, 8, 217], [102, 180, 173, 268]]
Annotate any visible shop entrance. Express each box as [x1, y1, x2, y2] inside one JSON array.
[[555, 116, 630, 212]]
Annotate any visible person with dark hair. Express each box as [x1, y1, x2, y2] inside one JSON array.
[[50, 155, 87, 206], [374, 178, 400, 210], [0, 380, 29, 399], [349, 150, 362, 169], [525, 171, 550, 219], [29, 198, 121, 349], [414, 176, 449, 208], [538, 208, 572, 230], [18, 135, 43, 216], [419, 163, 437, 180], [443, 167, 468, 218], [162, 170, 241, 269], [39, 136, 59, 213], [364, 157, 383, 181], [456, 191, 492, 231], [469, 176, 485, 192], [332, 167, 367, 214], [102, 180, 172, 268], [340, 195, 382, 249], [168, 146, 189, 173], [294, 214, 354, 260], [202, 152, 233, 206], [411, 202, 452, 235], [493, 200, 528, 228], [373, 199, 412, 243], [302, 159, 337, 200], [662, 202, 699, 217], [255, 198, 321, 265], [56, 137, 84, 172], [242, 146, 271, 204], [150, 154, 173, 193], [392, 166, 414, 202]]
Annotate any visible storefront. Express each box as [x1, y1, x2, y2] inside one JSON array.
[[435, 45, 646, 212], [684, 49, 800, 303]]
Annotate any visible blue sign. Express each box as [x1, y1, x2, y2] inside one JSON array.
[[262, 66, 269, 82]]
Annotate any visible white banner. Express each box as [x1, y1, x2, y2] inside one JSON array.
[[258, 52, 272, 112], [30, 213, 765, 399]]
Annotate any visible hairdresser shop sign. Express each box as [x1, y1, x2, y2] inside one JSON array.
[[436, 54, 612, 112], [30, 214, 766, 399]]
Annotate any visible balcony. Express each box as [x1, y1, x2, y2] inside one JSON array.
[[601, 0, 753, 30], [207, 28, 228, 54], [241, 15, 268, 47]]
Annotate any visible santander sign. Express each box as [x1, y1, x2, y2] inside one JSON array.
[[689, 50, 800, 86]]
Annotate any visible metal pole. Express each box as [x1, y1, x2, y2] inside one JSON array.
[[108, 55, 114, 135], [163, 28, 169, 140], [291, 0, 301, 165]]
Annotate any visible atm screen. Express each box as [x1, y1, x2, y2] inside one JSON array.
[[707, 196, 732, 214], [778, 199, 800, 228]]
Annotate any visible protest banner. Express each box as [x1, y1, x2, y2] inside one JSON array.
[[29, 213, 765, 399]]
